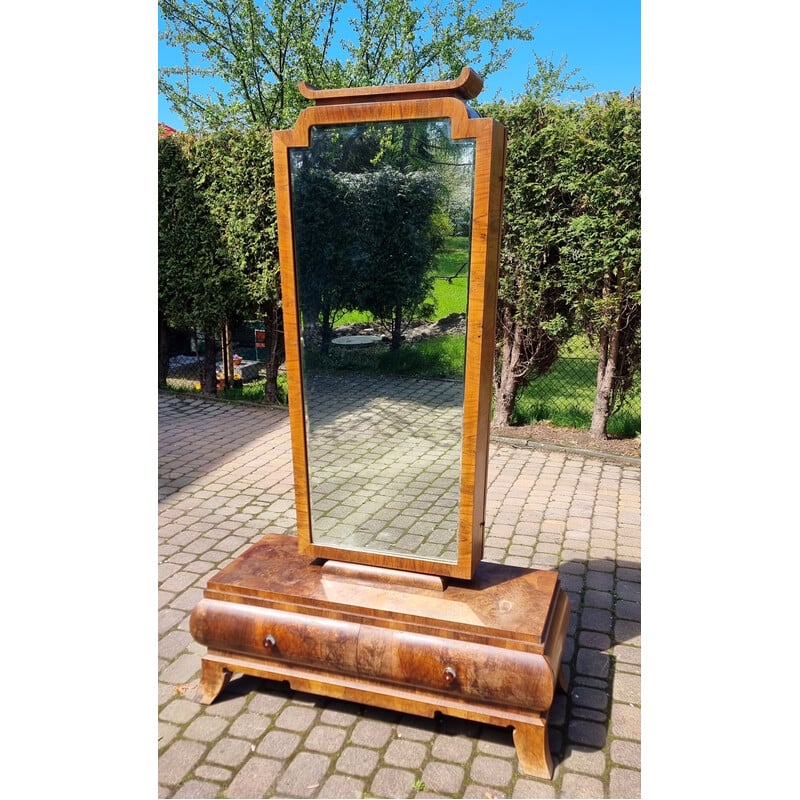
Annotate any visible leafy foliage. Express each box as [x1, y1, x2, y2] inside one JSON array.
[[158, 133, 247, 393], [159, 129, 287, 400], [347, 168, 440, 347], [159, 0, 533, 131], [191, 128, 280, 315], [478, 93, 576, 426], [290, 167, 355, 348], [158, 134, 246, 333], [478, 64, 641, 437], [341, 0, 531, 86], [159, 0, 341, 130], [291, 166, 441, 349], [190, 127, 285, 400], [560, 91, 641, 433]]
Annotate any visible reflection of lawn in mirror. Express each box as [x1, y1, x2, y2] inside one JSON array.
[[378, 336, 465, 379], [431, 276, 468, 319], [434, 235, 469, 276], [336, 235, 469, 326], [303, 335, 465, 380]]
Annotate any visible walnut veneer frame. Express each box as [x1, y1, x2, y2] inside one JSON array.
[[273, 68, 506, 580]]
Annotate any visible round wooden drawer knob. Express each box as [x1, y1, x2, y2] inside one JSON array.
[[443, 666, 457, 685], [264, 634, 277, 650]]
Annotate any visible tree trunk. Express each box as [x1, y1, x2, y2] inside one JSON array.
[[589, 323, 621, 439], [492, 311, 524, 427], [263, 301, 285, 404], [222, 319, 234, 386], [390, 305, 403, 350], [320, 307, 333, 355], [158, 309, 169, 388], [201, 329, 218, 396]]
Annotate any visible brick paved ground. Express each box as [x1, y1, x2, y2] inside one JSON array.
[[303, 370, 464, 559], [158, 392, 641, 799]]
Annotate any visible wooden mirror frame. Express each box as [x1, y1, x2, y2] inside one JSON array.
[[273, 68, 506, 580]]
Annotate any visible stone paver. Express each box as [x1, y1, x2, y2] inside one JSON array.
[[158, 391, 640, 798]]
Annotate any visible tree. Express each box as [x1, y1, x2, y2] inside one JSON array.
[[561, 91, 641, 438], [159, 0, 343, 131], [340, 0, 532, 87], [348, 168, 441, 349], [159, 0, 533, 132], [479, 60, 640, 439], [291, 166, 441, 350], [479, 57, 590, 428], [158, 133, 247, 395], [290, 167, 355, 351], [191, 128, 285, 401]]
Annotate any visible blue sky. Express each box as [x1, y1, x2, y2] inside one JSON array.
[[486, 0, 640, 99], [158, 0, 640, 130]]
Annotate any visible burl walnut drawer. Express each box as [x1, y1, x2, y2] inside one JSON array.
[[190, 600, 360, 675], [191, 599, 556, 712], [356, 627, 554, 711]]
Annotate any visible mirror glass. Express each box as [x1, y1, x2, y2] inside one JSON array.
[[289, 119, 476, 563]]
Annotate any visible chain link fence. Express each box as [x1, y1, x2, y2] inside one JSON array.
[[512, 335, 641, 436]]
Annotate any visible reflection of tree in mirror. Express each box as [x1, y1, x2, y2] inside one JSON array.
[[290, 169, 354, 352], [292, 166, 440, 350], [303, 119, 467, 174], [348, 168, 440, 349], [290, 120, 475, 351]]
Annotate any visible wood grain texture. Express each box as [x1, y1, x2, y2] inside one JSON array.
[[192, 599, 556, 710], [198, 535, 564, 648], [513, 721, 553, 779], [320, 559, 447, 591], [190, 534, 570, 779], [298, 66, 484, 104]]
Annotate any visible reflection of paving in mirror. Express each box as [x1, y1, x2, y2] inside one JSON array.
[[303, 371, 464, 562]]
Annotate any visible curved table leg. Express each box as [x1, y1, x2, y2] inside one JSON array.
[[195, 658, 232, 704], [513, 719, 553, 779]]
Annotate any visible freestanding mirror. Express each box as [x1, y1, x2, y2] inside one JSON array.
[[274, 69, 505, 579], [190, 69, 570, 779]]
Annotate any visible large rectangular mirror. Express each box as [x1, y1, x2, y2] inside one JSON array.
[[274, 71, 506, 578], [290, 119, 475, 565]]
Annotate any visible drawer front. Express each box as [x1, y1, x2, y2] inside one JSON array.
[[192, 599, 554, 710], [190, 599, 360, 675], [357, 627, 555, 711]]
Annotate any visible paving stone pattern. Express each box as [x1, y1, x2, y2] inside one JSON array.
[[159, 391, 641, 799], [303, 370, 463, 562]]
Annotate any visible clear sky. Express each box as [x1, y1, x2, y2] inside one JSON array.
[[486, 0, 640, 100], [158, 0, 640, 130]]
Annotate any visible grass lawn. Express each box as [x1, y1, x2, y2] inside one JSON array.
[[337, 236, 469, 326], [512, 336, 641, 437]]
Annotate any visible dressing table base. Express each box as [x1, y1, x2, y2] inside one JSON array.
[[189, 534, 570, 779]]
